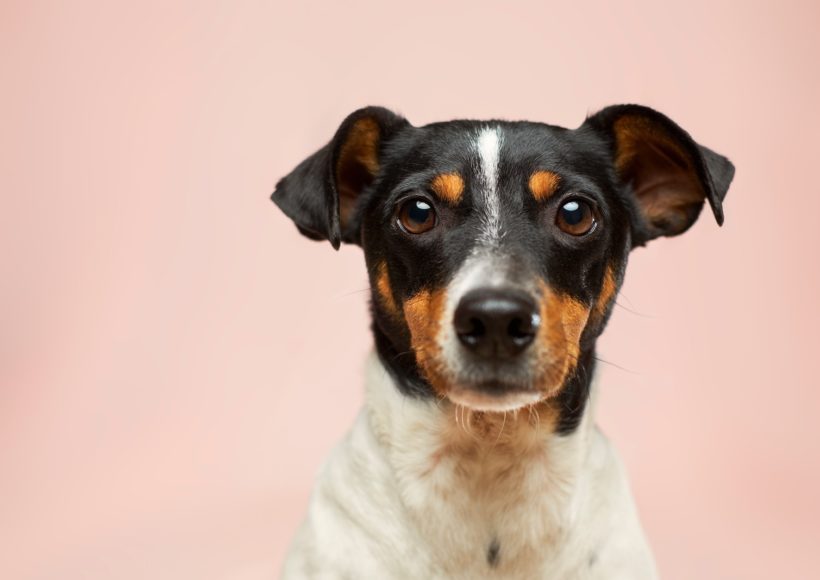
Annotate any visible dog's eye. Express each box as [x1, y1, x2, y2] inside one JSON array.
[[556, 199, 596, 236], [398, 198, 437, 234]]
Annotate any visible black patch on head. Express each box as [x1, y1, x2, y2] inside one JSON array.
[[486, 538, 501, 567]]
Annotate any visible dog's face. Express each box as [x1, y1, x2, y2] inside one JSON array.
[[273, 105, 733, 417]]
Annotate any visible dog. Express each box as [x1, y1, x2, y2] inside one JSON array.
[[271, 104, 734, 579]]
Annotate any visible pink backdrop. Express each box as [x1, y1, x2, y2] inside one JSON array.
[[2, 1, 819, 578]]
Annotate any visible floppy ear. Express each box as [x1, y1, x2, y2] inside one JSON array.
[[583, 104, 735, 245], [271, 106, 409, 249]]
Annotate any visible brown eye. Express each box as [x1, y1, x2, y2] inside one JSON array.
[[398, 198, 437, 234], [556, 199, 596, 236]]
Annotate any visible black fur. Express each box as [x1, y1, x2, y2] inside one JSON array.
[[486, 538, 501, 567]]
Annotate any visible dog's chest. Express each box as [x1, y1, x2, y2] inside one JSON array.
[[387, 411, 592, 578], [283, 360, 656, 579]]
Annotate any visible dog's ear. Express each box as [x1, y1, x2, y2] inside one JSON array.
[[272, 106, 410, 249], [583, 104, 735, 246]]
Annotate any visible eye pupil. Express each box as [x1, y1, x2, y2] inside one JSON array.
[[398, 198, 437, 234], [561, 201, 583, 225], [556, 198, 596, 235], [408, 200, 431, 224]]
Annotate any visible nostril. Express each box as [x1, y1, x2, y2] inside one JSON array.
[[459, 317, 486, 346], [508, 313, 538, 347], [508, 316, 533, 339]]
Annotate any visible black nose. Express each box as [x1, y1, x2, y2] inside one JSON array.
[[454, 288, 539, 359]]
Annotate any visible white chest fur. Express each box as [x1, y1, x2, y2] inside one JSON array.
[[282, 355, 657, 579]]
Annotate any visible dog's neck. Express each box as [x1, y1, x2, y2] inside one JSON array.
[[361, 353, 601, 573], [364, 350, 599, 496]]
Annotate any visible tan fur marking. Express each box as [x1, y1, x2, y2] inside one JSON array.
[[430, 173, 465, 205], [336, 117, 381, 228], [375, 262, 400, 319], [403, 288, 448, 395], [528, 170, 561, 202], [535, 282, 591, 396], [593, 265, 617, 321]]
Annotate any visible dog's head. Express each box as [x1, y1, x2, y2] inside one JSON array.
[[273, 105, 733, 417]]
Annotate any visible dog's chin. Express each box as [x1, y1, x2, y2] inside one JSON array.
[[446, 386, 544, 413]]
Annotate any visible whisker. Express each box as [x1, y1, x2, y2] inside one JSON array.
[[526, 404, 541, 451], [338, 287, 372, 298], [615, 300, 655, 318], [594, 356, 639, 375], [456, 404, 466, 434], [389, 349, 414, 364], [493, 411, 508, 446]]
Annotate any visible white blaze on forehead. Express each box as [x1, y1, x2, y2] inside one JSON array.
[[473, 126, 503, 245], [437, 127, 521, 384]]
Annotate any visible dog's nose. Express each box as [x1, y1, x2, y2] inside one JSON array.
[[454, 288, 539, 359]]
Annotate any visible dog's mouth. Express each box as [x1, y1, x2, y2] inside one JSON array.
[[438, 360, 567, 412], [416, 344, 582, 413], [446, 381, 544, 412]]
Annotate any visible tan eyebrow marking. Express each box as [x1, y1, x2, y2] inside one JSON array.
[[430, 173, 465, 205], [528, 170, 561, 202]]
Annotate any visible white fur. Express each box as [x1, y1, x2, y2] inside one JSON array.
[[474, 127, 503, 246], [282, 354, 657, 579]]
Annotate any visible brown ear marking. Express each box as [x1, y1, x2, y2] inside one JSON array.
[[430, 173, 465, 205], [612, 115, 694, 171], [528, 170, 561, 202], [375, 261, 400, 319], [403, 287, 449, 395], [336, 117, 381, 228], [536, 282, 591, 394], [611, 115, 706, 235]]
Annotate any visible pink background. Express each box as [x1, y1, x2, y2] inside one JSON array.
[[2, 1, 819, 578]]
